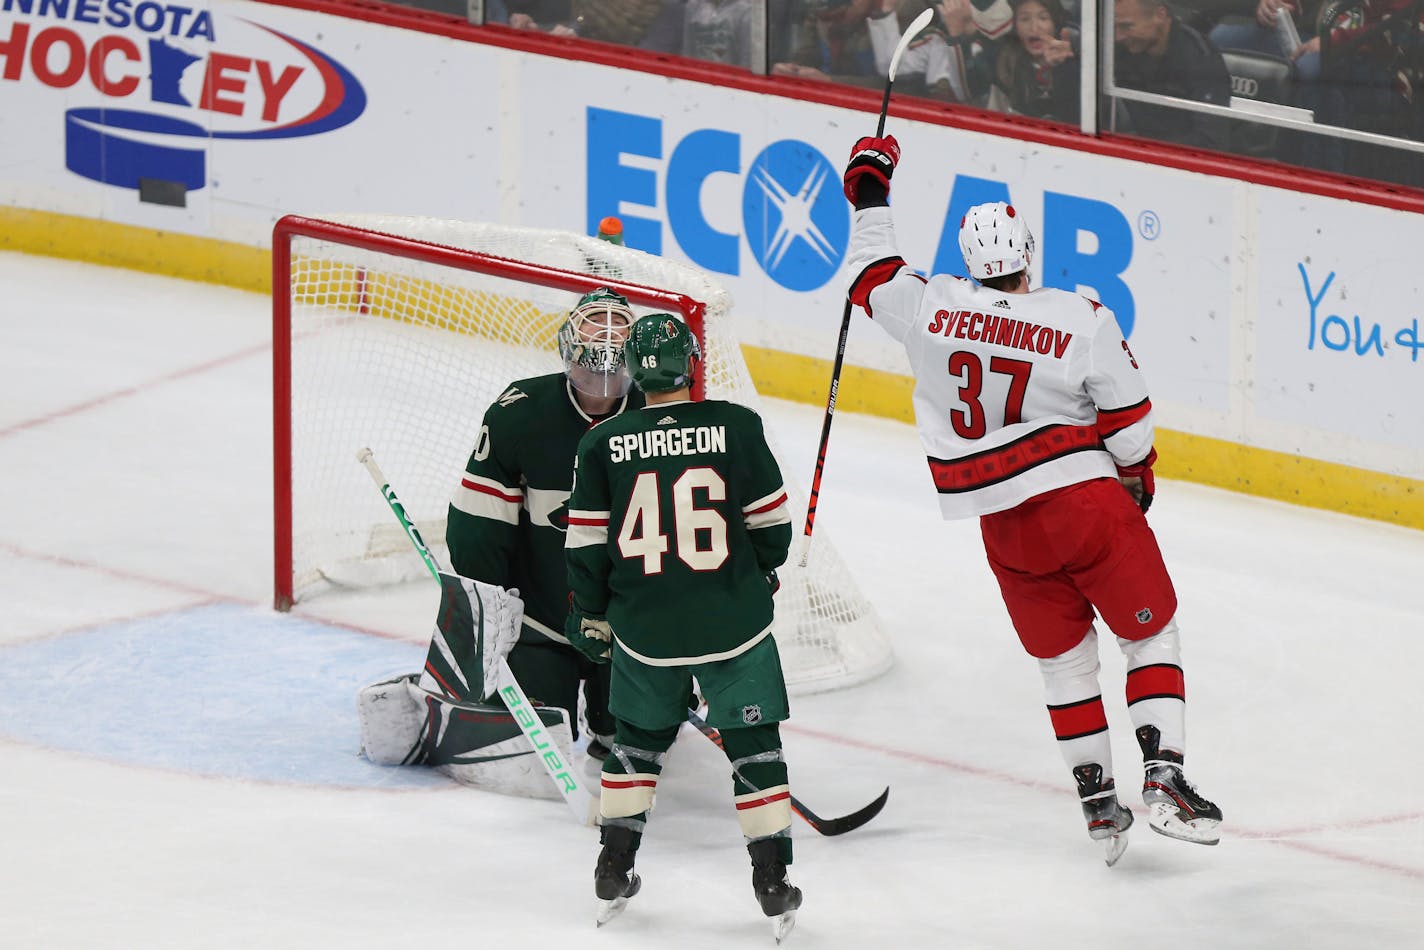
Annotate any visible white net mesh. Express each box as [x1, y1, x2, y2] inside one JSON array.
[[278, 215, 892, 694]]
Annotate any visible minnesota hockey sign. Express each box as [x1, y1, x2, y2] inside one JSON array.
[[0, 0, 367, 200]]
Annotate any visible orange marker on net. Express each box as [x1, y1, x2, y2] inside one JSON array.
[[596, 216, 624, 245]]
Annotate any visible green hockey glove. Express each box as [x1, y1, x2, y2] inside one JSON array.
[[565, 605, 613, 664]]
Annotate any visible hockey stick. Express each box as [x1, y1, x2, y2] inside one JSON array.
[[800, 7, 935, 568], [356, 448, 599, 826], [687, 709, 889, 837]]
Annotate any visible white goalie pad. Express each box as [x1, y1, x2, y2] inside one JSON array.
[[357, 673, 427, 766], [416, 572, 523, 702], [434, 707, 577, 802], [357, 673, 578, 801]]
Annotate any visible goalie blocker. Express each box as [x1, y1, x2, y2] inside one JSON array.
[[356, 571, 579, 800]]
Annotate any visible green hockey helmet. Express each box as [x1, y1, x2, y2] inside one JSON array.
[[558, 288, 634, 398], [626, 313, 701, 394]]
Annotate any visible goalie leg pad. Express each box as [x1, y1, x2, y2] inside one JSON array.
[[421, 683, 575, 800], [359, 674, 575, 800], [357, 673, 428, 766]]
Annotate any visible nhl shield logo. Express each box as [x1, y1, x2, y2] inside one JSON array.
[[741, 704, 763, 726], [1136, 607, 1153, 624]]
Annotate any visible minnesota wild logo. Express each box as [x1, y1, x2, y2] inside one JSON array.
[[549, 500, 570, 532]]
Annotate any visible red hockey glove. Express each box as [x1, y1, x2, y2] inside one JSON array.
[[843, 135, 900, 207], [1116, 447, 1157, 513]]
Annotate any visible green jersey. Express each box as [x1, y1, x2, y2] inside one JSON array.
[[566, 398, 793, 664], [447, 372, 643, 644]]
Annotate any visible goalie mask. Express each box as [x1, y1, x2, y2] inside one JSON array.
[[959, 202, 1035, 283], [558, 288, 634, 398], [626, 313, 701, 394]]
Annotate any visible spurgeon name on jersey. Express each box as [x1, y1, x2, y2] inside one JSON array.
[[845, 206, 1155, 520], [607, 425, 727, 462], [566, 400, 792, 666], [447, 372, 643, 646]]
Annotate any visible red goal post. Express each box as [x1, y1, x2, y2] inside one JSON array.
[[271, 214, 892, 694]]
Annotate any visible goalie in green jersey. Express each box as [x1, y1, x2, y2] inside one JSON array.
[[357, 288, 646, 798], [565, 313, 803, 938], [443, 287, 646, 756]]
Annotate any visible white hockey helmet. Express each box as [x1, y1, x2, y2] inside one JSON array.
[[558, 287, 634, 398], [958, 202, 1035, 282]]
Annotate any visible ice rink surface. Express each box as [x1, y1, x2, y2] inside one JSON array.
[[3, 251, 1421, 949]]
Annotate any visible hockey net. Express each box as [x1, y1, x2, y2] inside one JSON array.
[[273, 214, 892, 694]]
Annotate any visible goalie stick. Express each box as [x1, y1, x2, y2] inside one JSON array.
[[356, 447, 598, 826], [687, 709, 889, 837], [801, 7, 935, 568]]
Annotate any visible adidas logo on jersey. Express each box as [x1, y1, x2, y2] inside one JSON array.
[[657, 415, 678, 425], [992, 299, 1011, 309]]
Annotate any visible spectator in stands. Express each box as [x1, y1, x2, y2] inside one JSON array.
[[989, 0, 1081, 120], [683, 0, 759, 66], [971, 0, 1016, 39], [491, 0, 577, 33], [869, 0, 987, 102], [960, 0, 1026, 101], [1318, 0, 1424, 115], [490, 0, 684, 49], [568, 0, 686, 50], [1313, 0, 1424, 181], [771, 0, 881, 84], [1208, 0, 1321, 66], [772, 0, 996, 104], [1114, 0, 1234, 149], [1190, 0, 1337, 167]]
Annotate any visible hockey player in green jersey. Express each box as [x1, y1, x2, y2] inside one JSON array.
[[444, 288, 644, 757], [565, 313, 802, 940]]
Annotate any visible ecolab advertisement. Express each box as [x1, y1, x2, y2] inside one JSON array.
[[529, 76, 1235, 421], [2, 2, 1419, 478]]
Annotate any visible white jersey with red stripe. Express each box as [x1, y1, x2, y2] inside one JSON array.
[[846, 206, 1156, 519]]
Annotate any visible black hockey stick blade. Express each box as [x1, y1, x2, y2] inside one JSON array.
[[687, 709, 889, 836], [791, 786, 889, 837]]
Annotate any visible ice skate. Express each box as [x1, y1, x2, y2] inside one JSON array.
[[748, 839, 802, 943], [585, 734, 612, 763], [593, 827, 641, 926], [1137, 726, 1222, 845], [1073, 763, 1134, 867]]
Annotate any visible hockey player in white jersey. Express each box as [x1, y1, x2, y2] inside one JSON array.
[[841, 135, 1222, 864]]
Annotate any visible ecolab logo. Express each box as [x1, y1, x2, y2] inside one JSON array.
[[586, 107, 849, 293], [586, 107, 1141, 334], [1, 0, 366, 197]]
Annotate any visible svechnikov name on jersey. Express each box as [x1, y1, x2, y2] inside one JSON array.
[[928, 308, 1073, 359], [607, 424, 727, 463]]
